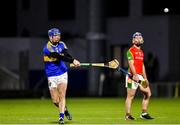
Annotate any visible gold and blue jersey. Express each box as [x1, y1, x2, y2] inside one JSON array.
[[43, 41, 68, 77]]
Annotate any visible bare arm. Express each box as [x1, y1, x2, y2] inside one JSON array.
[[128, 60, 136, 75], [142, 63, 148, 80], [128, 60, 139, 81]]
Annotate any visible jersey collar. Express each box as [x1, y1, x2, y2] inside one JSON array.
[[48, 41, 58, 47]]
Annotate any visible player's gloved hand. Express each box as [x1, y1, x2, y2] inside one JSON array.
[[73, 59, 80, 67], [141, 79, 149, 88]]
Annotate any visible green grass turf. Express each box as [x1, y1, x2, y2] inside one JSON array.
[[0, 98, 180, 124]]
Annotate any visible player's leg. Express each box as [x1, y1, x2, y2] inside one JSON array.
[[48, 77, 60, 107], [139, 86, 153, 119], [49, 85, 72, 121], [59, 83, 72, 120], [57, 72, 72, 124], [125, 76, 138, 120], [60, 72, 72, 120], [57, 82, 67, 124], [141, 86, 151, 112], [49, 88, 65, 124], [49, 88, 72, 123], [125, 88, 136, 120], [65, 106, 72, 120], [49, 88, 60, 107]]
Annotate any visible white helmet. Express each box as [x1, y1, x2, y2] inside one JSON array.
[[132, 32, 144, 45]]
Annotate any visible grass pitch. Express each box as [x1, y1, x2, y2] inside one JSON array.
[[0, 97, 180, 124]]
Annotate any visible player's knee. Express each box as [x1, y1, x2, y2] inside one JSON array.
[[148, 92, 152, 98], [147, 90, 152, 98], [144, 92, 151, 100], [127, 94, 135, 100], [59, 92, 66, 99]]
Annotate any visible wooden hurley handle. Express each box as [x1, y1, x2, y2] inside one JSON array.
[[70, 63, 91, 67]]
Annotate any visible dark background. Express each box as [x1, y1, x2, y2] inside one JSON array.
[[0, 0, 180, 98]]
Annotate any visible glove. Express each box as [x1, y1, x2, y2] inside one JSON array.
[[140, 79, 149, 88]]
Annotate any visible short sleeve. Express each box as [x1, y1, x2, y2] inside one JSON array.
[[60, 41, 68, 49], [43, 47, 50, 55], [127, 50, 133, 60]]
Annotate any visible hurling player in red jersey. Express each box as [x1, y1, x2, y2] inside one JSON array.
[[125, 32, 153, 120]]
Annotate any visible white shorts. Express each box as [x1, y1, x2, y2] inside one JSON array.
[[125, 74, 144, 89], [48, 72, 68, 89]]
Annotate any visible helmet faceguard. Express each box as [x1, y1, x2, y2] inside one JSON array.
[[132, 32, 144, 46], [48, 28, 61, 37], [48, 28, 61, 45]]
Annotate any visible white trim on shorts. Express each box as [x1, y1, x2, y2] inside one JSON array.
[[125, 75, 139, 89], [48, 72, 68, 89]]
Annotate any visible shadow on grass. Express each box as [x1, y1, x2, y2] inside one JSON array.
[[49, 120, 73, 124]]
